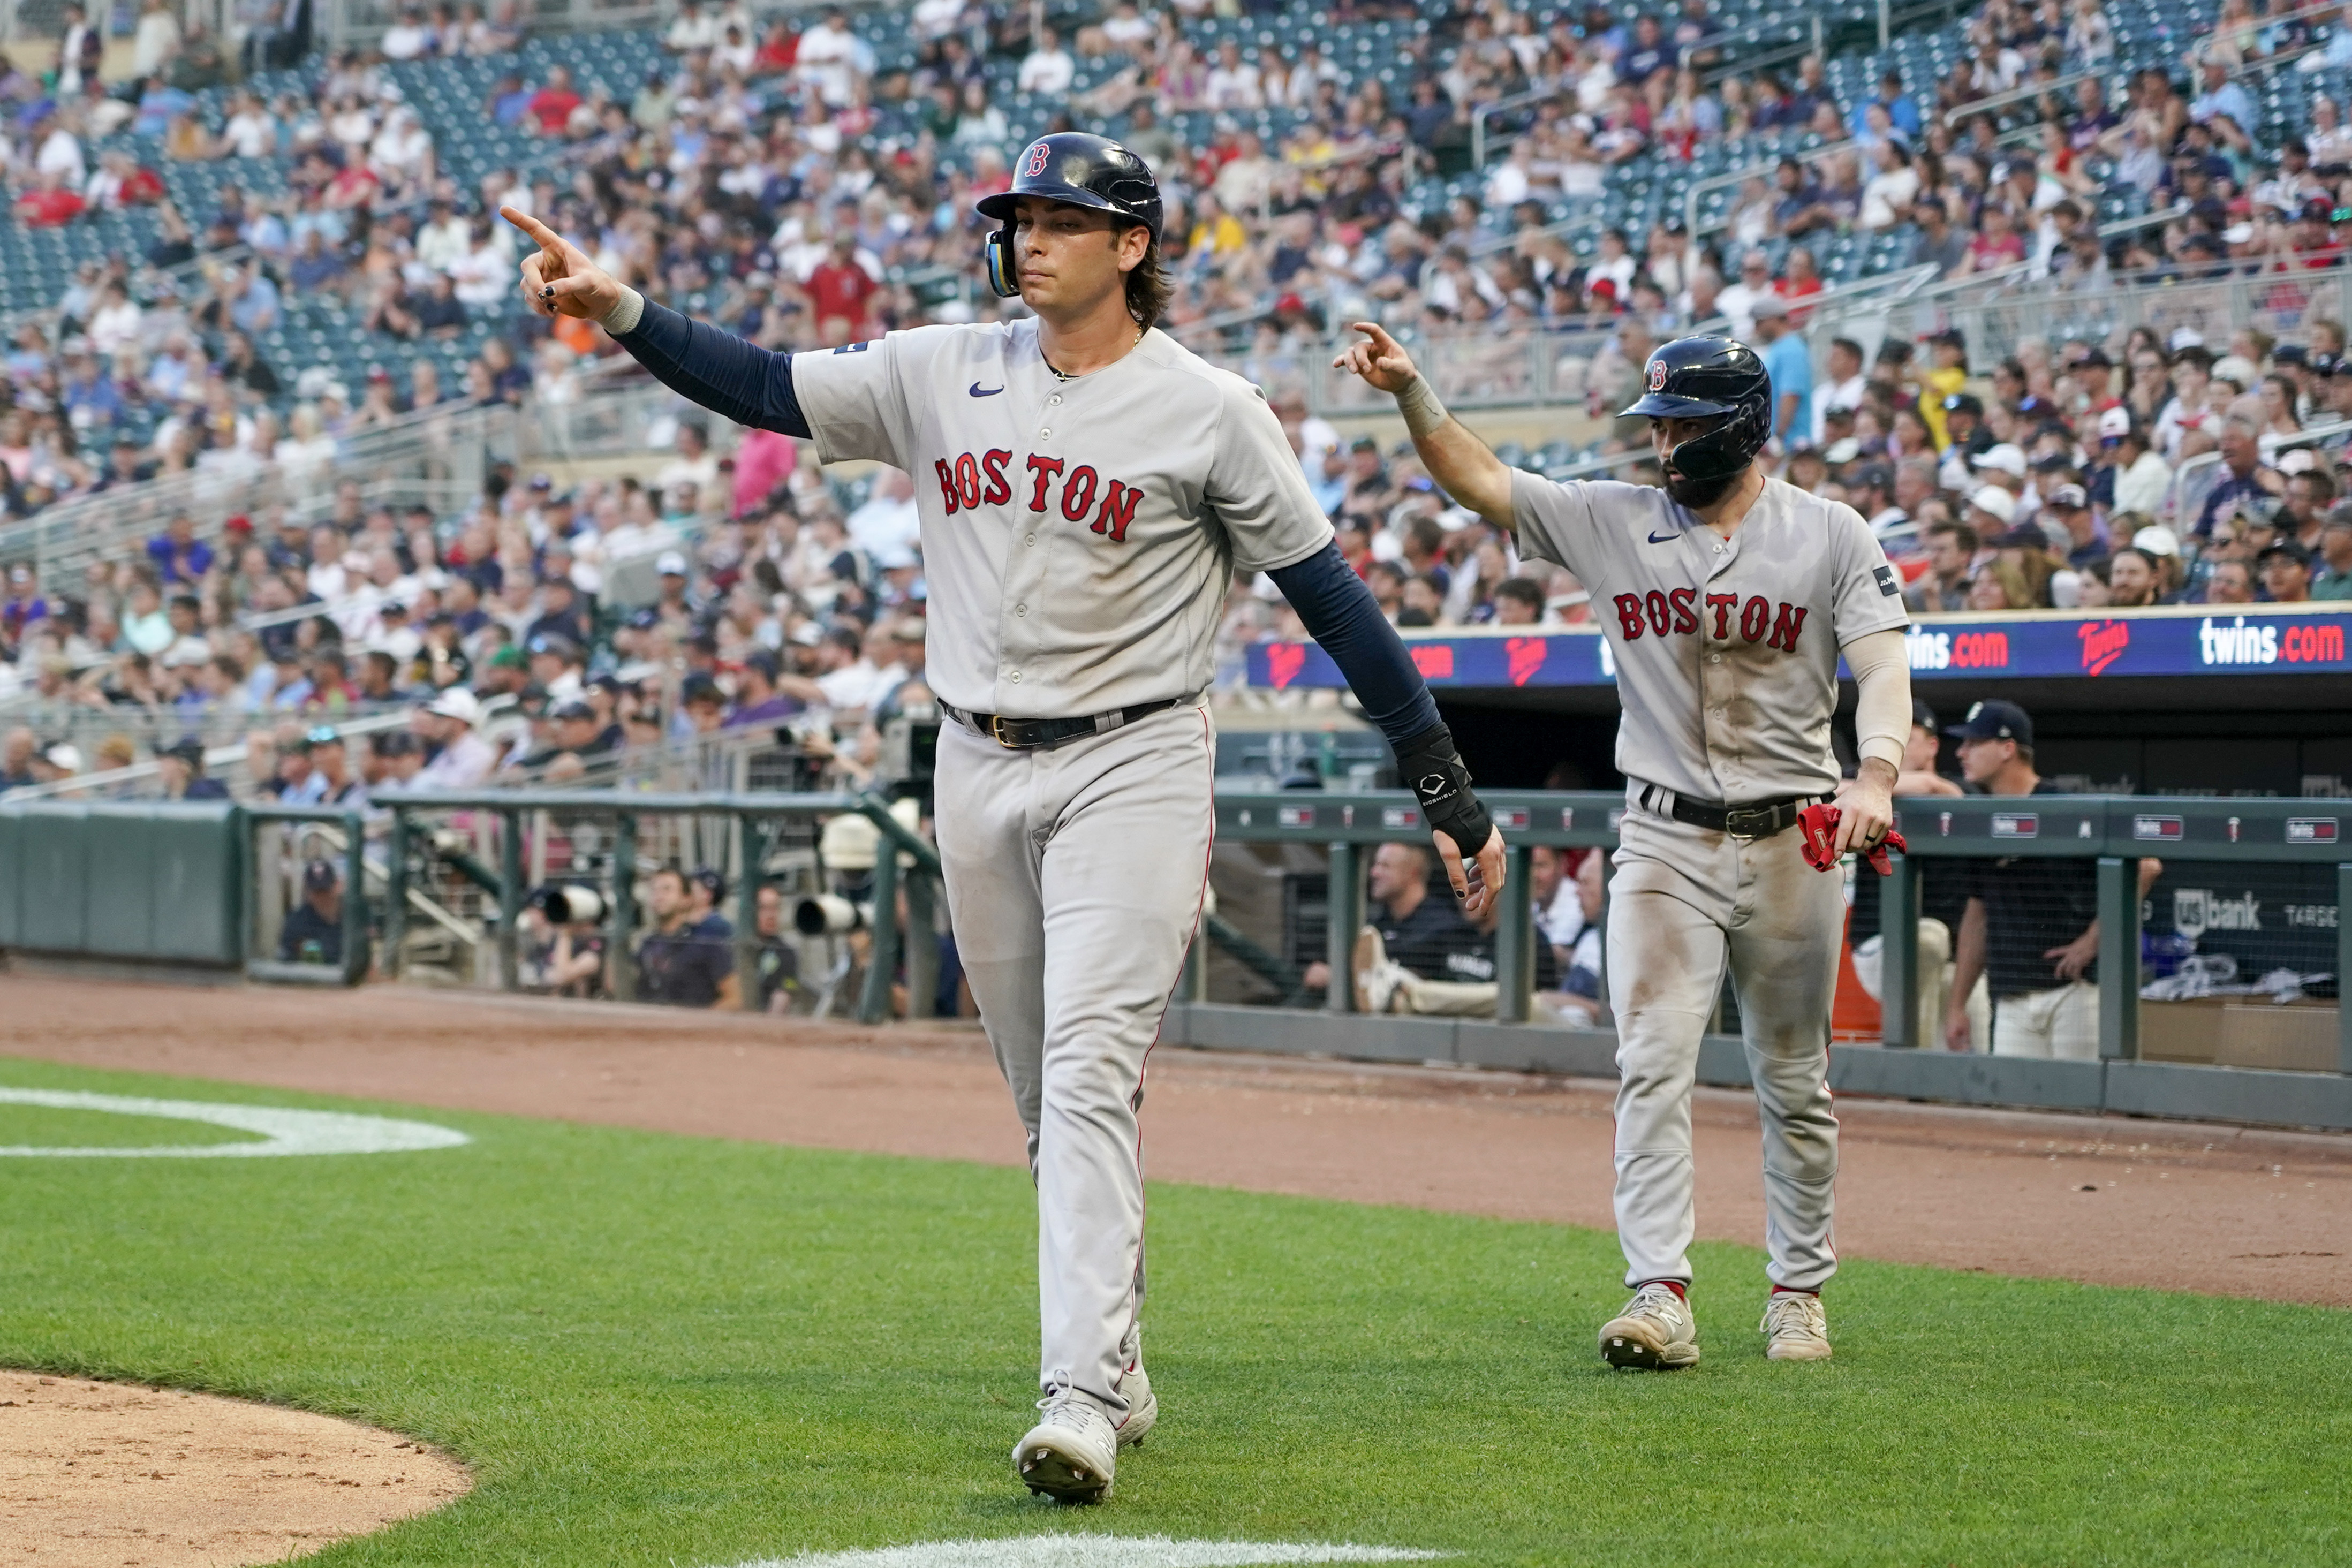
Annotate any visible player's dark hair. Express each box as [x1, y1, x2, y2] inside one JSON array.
[[1122, 225, 1172, 329]]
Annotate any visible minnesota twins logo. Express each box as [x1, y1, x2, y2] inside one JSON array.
[[1649, 359, 1669, 392], [1023, 142, 1052, 178]]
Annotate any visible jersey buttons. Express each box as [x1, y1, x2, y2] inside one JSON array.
[[1025, 533, 1036, 546], [1010, 671, 1022, 683], [1040, 428, 1052, 438], [1016, 604, 1027, 616], [1049, 394, 1063, 405]]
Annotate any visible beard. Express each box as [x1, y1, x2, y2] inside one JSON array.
[[1663, 463, 1738, 509]]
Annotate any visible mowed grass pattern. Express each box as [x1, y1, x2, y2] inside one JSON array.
[[0, 1055, 2346, 1567]]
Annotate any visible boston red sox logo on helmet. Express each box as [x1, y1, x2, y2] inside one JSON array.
[[1650, 360, 1669, 392], [1023, 141, 1053, 178]]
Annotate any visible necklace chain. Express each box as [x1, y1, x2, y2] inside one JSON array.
[[1046, 324, 1144, 382]]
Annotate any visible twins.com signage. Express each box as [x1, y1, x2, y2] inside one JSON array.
[[1246, 611, 2351, 691]]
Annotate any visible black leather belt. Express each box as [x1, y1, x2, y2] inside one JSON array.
[[1640, 785, 1817, 840], [940, 697, 1181, 751]]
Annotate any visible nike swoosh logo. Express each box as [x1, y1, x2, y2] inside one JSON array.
[[1647, 529, 1681, 544], [969, 382, 1004, 397]]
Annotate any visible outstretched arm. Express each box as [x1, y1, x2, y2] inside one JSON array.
[[1332, 322, 1516, 526], [1265, 542, 1507, 914], [503, 206, 811, 437]]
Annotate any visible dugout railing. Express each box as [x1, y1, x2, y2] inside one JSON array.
[[6, 788, 2352, 1131]]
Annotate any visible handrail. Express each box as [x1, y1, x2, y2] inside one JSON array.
[[1680, 12, 1827, 87], [1469, 82, 1559, 171], [1940, 68, 2100, 129], [0, 710, 412, 804]]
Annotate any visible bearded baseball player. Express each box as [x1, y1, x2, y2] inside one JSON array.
[[1339, 326, 1915, 1368], [504, 136, 1506, 1499]]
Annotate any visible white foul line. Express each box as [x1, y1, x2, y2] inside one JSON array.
[[0, 1087, 471, 1157], [730, 1536, 1450, 1568]]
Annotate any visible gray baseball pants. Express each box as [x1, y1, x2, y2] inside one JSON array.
[[1606, 787, 1843, 1292], [933, 702, 1214, 1413]]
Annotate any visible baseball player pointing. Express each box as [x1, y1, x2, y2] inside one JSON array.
[[505, 136, 1505, 1499], [1340, 324, 1916, 1368]]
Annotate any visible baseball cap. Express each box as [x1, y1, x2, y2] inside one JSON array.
[[2074, 346, 2113, 369], [2171, 327, 2206, 351], [680, 671, 724, 704], [692, 867, 727, 903], [306, 725, 343, 747], [2279, 448, 2320, 475], [2030, 451, 2075, 474], [157, 737, 205, 764], [1823, 437, 1862, 465], [2259, 539, 2314, 569], [1750, 293, 1790, 319], [1947, 699, 2033, 747], [550, 699, 596, 722], [489, 645, 528, 670], [741, 647, 781, 680], [1967, 485, 2018, 525], [1910, 698, 1939, 733], [1990, 521, 2050, 550], [302, 857, 340, 892], [2097, 406, 2134, 442], [2132, 524, 2183, 558], [2047, 483, 2089, 510], [1941, 392, 1985, 417], [656, 549, 690, 576], [425, 688, 481, 725], [1971, 444, 2028, 478]]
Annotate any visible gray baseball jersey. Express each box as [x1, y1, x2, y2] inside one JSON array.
[[1510, 472, 1910, 804], [792, 319, 1334, 717]]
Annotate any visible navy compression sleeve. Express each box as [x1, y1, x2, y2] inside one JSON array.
[[612, 298, 811, 438], [1265, 542, 1442, 749]]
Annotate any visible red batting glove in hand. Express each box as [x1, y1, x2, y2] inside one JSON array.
[[1798, 802, 1841, 873], [1797, 803, 1910, 876]]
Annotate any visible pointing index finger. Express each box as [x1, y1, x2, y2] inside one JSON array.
[[500, 206, 563, 252]]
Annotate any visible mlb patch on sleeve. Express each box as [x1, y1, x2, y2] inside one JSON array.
[[1874, 565, 1899, 597]]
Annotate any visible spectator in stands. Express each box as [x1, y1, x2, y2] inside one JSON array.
[[2259, 540, 2316, 602], [1750, 296, 1811, 441], [636, 865, 738, 1008], [1943, 701, 2161, 1059], [2313, 510, 2352, 598], [413, 687, 495, 787], [156, 738, 229, 800], [1905, 520, 1977, 615], [276, 857, 353, 966]]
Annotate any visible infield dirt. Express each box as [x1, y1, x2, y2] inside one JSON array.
[[2, 973, 2347, 1307], [0, 1370, 468, 1567]]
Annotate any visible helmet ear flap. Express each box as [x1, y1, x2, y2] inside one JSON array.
[[985, 224, 1019, 298]]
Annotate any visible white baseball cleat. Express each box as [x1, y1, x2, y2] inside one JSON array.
[[1014, 1389, 1120, 1502], [1599, 1281, 1701, 1369], [1761, 1290, 1833, 1361], [1115, 1324, 1156, 1449]]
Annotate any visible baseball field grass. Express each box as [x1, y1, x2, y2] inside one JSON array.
[[1, 1055, 2347, 1567]]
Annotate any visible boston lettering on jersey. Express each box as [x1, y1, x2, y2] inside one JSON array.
[[1610, 588, 1808, 652], [931, 448, 1144, 543]]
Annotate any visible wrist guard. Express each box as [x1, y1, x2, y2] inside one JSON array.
[[1396, 723, 1495, 860]]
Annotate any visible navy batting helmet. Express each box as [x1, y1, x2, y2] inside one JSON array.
[[1620, 335, 1773, 493], [976, 133, 1164, 299]]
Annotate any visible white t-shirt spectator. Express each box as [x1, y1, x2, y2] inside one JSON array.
[[88, 297, 145, 357], [666, 5, 721, 51], [795, 17, 859, 104], [448, 236, 512, 306], [132, 4, 181, 77], [1019, 40, 1077, 95], [2115, 449, 2173, 515], [847, 482, 921, 562], [1813, 369, 1869, 442], [1205, 56, 1261, 108], [224, 106, 277, 158], [379, 15, 432, 59], [36, 126, 85, 190]]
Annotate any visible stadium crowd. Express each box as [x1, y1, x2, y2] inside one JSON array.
[[5, 0, 2352, 810]]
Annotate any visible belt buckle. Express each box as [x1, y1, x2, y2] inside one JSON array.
[[988, 714, 1020, 748], [1723, 805, 1768, 842]]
